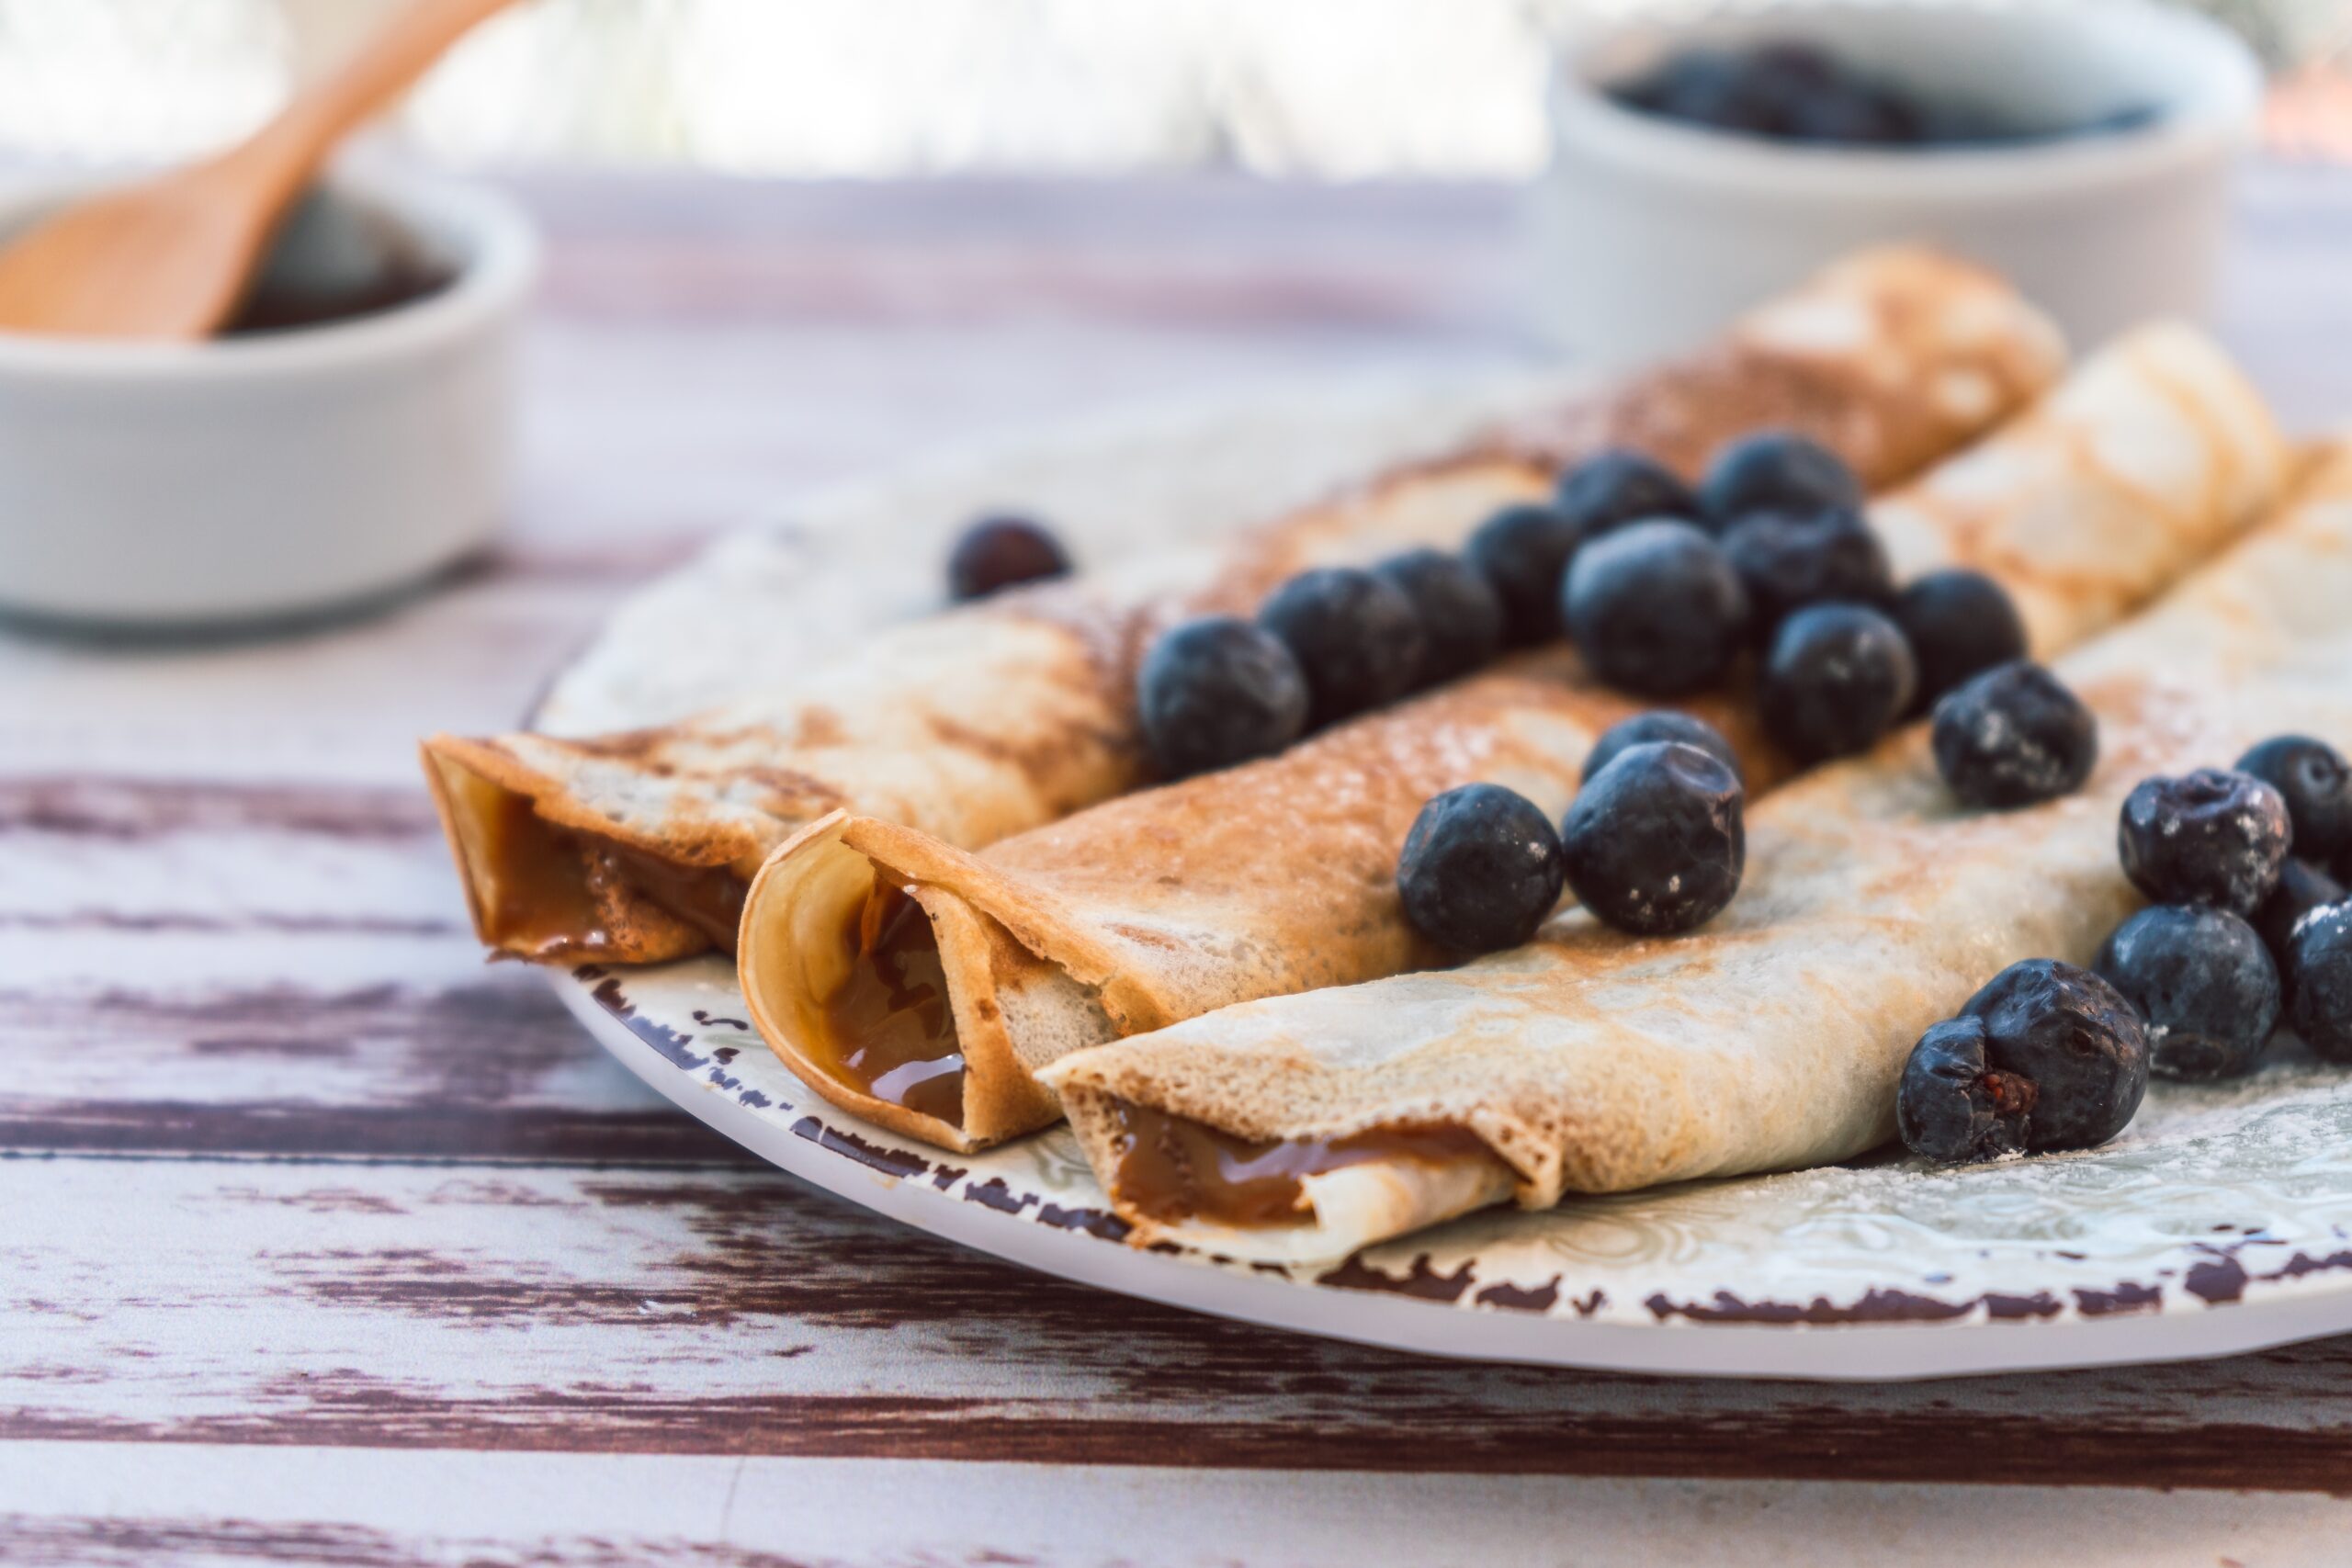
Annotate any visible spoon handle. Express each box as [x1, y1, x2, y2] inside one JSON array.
[[229, 0, 521, 201]]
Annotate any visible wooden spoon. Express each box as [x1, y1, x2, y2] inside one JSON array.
[[0, 0, 518, 341]]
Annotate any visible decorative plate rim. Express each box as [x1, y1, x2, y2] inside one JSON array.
[[556, 959, 2352, 1382]]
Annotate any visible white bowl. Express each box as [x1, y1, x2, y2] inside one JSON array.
[[0, 171, 537, 632], [1531, 0, 2264, 367]]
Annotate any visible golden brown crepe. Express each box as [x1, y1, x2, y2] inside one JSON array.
[[738, 322, 2286, 1153], [1043, 443, 2352, 1265], [424, 246, 2064, 964]]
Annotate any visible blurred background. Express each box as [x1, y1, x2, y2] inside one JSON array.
[[3, 0, 2346, 175]]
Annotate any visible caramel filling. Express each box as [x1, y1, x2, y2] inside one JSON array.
[[1106, 1099, 1496, 1228], [812, 883, 967, 1126], [476, 788, 748, 960]]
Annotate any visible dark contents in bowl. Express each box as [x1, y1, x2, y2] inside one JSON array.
[[1607, 40, 2158, 149], [225, 186, 456, 335]]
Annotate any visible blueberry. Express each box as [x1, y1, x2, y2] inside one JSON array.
[[2257, 858, 2346, 966], [1372, 549, 1503, 690], [1747, 41, 1839, 91], [1555, 449, 1700, 540], [2095, 905, 2280, 1081], [1581, 710, 1744, 788], [2118, 769, 2291, 918], [1787, 80, 1920, 145], [947, 514, 1070, 601], [1465, 502, 1581, 646], [2288, 902, 2352, 1063], [1930, 660, 2099, 810], [1559, 741, 1744, 936], [1758, 603, 1917, 765], [1893, 568, 2030, 709], [1257, 567, 1426, 727], [1720, 505, 1893, 633], [1560, 520, 1748, 697], [1899, 959, 2148, 1161], [1396, 784, 1566, 955], [1634, 52, 1792, 135], [1136, 616, 1308, 778], [1896, 1017, 2032, 1164], [2235, 736, 2352, 866], [1700, 431, 1861, 525]]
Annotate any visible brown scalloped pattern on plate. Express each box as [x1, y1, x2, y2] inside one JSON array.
[[570, 953, 2352, 1346]]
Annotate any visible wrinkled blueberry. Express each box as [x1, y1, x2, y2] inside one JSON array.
[[1896, 1017, 2032, 1164], [1136, 616, 1308, 778], [1720, 505, 1894, 633], [2258, 858, 2346, 966], [1465, 502, 1581, 646], [1900, 958, 2147, 1161], [1759, 603, 1917, 765], [1396, 784, 1566, 955], [1700, 431, 1861, 525], [2096, 905, 2280, 1082], [2118, 769, 2291, 918], [1930, 660, 2099, 810], [1581, 709, 1744, 788], [1559, 741, 1745, 936], [947, 514, 1070, 601], [1373, 548, 1504, 689], [1893, 568, 2029, 709], [2236, 735, 2352, 867], [1555, 449, 1701, 540], [2288, 902, 2352, 1064], [1257, 567, 1426, 727], [1561, 520, 1748, 697]]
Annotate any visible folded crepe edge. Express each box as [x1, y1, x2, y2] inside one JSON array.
[[739, 809, 1080, 1153], [421, 733, 763, 964]]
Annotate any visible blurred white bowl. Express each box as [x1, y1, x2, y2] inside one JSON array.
[[1532, 0, 2263, 367], [0, 171, 537, 632]]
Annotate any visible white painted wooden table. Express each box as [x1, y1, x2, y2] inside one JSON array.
[[7, 168, 2352, 1566]]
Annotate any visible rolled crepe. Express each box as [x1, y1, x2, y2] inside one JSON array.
[[1042, 443, 2352, 1264], [739, 321, 2286, 1153], [424, 246, 2063, 964]]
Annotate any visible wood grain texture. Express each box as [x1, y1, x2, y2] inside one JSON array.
[[3, 1447, 2348, 1568], [6, 1159, 2352, 1491], [6, 169, 2352, 1551]]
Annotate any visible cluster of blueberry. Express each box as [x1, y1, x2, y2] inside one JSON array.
[[1386, 429, 2058, 956], [1898, 736, 2352, 1165], [1606, 40, 2144, 150]]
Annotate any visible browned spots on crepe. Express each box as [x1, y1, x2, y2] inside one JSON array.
[[741, 768, 849, 820], [923, 712, 1130, 814], [1507, 252, 2059, 490], [793, 707, 847, 749]]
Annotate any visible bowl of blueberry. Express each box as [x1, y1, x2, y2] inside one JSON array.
[[1532, 0, 2261, 366]]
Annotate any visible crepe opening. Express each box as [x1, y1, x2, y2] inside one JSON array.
[[740, 812, 1069, 1151], [421, 739, 740, 964], [1079, 1093, 1518, 1264]]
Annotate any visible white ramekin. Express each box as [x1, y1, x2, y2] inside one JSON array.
[[0, 171, 537, 631], [1531, 0, 2264, 367]]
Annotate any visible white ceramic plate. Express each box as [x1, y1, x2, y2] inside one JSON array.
[[543, 376, 2352, 1381]]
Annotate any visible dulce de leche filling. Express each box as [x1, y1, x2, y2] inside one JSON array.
[[1105, 1099, 1495, 1228], [478, 788, 749, 959], [812, 883, 967, 1126]]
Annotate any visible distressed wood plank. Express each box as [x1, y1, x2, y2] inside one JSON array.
[[1, 1445, 2347, 1568], [4, 1160, 2351, 1488]]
